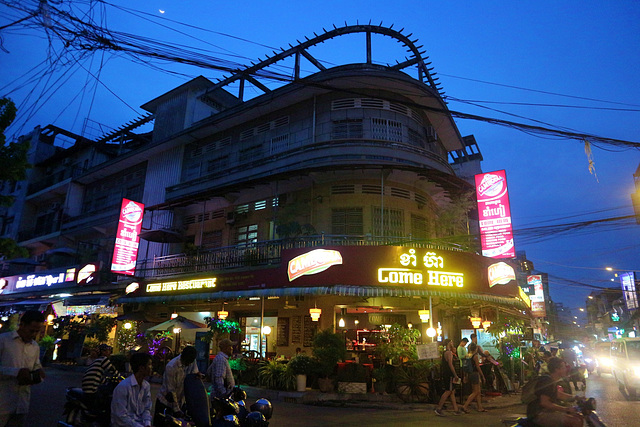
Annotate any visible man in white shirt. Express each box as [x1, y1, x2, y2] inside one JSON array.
[[111, 352, 153, 427], [0, 310, 46, 427], [153, 346, 201, 426]]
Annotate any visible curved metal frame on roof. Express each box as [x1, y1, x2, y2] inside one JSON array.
[[119, 285, 529, 311], [201, 23, 445, 103]]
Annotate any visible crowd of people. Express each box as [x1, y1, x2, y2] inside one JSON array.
[[0, 310, 236, 427]]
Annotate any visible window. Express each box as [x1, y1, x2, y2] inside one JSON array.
[[331, 119, 363, 139], [254, 200, 267, 211], [237, 224, 258, 245], [331, 208, 363, 235], [371, 207, 404, 236], [207, 155, 229, 173], [270, 134, 290, 154], [240, 145, 262, 162], [411, 214, 429, 239], [331, 184, 355, 195], [371, 118, 402, 142], [202, 230, 223, 248]]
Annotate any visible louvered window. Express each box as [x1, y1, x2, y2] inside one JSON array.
[[270, 134, 290, 154], [331, 184, 355, 195], [371, 118, 403, 142], [371, 207, 404, 236], [331, 208, 363, 235], [331, 119, 363, 139], [207, 156, 229, 173], [411, 214, 429, 239], [361, 184, 382, 194], [390, 188, 410, 199], [202, 230, 223, 248]]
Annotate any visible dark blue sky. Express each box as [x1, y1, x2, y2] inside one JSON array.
[[1, 1, 639, 317]]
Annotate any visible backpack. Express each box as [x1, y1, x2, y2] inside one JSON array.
[[521, 376, 541, 404], [463, 357, 474, 374]]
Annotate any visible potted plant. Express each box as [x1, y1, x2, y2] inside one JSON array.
[[372, 364, 397, 394], [287, 354, 313, 392], [336, 362, 368, 394], [38, 335, 56, 366], [258, 359, 295, 391], [312, 329, 346, 392]]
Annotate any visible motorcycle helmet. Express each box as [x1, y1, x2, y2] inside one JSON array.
[[232, 387, 247, 402], [250, 398, 273, 420], [220, 414, 241, 426], [212, 398, 240, 417], [244, 411, 268, 427]]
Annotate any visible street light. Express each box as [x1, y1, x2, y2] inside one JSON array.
[[262, 325, 272, 358], [173, 327, 181, 352]]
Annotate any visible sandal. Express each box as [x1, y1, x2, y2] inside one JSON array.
[[460, 407, 470, 413]]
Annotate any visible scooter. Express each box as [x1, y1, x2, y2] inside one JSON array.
[[508, 397, 606, 427], [158, 374, 272, 427], [61, 376, 123, 427]]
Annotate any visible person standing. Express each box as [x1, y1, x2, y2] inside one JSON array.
[[435, 339, 461, 416], [456, 338, 469, 368], [0, 310, 46, 427], [207, 339, 236, 399], [461, 343, 487, 413], [153, 346, 200, 426], [111, 352, 153, 427]]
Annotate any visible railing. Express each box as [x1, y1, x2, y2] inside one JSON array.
[[27, 166, 87, 195], [137, 234, 467, 279]]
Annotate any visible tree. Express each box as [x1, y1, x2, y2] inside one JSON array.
[[0, 97, 31, 207]]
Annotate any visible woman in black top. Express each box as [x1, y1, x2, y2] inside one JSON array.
[[462, 342, 487, 412], [435, 339, 461, 416]]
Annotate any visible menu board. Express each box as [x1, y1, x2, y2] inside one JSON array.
[[291, 316, 302, 344], [277, 317, 289, 347], [303, 315, 317, 348]]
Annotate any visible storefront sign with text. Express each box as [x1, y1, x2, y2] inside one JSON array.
[[377, 249, 465, 288]]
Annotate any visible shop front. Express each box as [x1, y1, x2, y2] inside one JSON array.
[[122, 245, 530, 359]]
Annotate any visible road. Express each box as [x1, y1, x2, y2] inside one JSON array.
[[25, 367, 639, 426]]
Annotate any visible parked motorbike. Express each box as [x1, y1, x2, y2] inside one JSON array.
[[61, 376, 123, 427], [158, 374, 272, 427], [509, 397, 607, 427]]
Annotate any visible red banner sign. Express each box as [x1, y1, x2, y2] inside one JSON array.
[[111, 198, 144, 276], [475, 170, 515, 258]]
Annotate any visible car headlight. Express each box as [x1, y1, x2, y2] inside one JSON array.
[[634, 367, 640, 377], [599, 357, 611, 367]]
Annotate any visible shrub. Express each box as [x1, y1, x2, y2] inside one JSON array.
[[287, 355, 314, 376], [312, 329, 346, 377], [258, 359, 295, 390]]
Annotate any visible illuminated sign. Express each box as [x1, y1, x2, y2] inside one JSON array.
[[377, 249, 465, 288], [620, 272, 638, 310], [287, 249, 343, 281], [146, 278, 217, 293], [0, 264, 99, 295], [77, 264, 97, 285], [475, 170, 515, 259], [111, 198, 144, 276], [488, 262, 516, 287], [527, 275, 546, 317], [518, 286, 532, 308], [0, 278, 7, 294], [125, 282, 140, 295], [611, 313, 620, 322]]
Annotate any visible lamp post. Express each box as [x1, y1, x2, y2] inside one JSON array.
[[173, 327, 181, 352], [262, 325, 271, 359]]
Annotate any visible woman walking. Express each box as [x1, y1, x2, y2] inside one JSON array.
[[435, 339, 461, 416], [462, 342, 487, 413]]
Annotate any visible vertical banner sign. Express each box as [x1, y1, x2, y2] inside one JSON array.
[[111, 198, 144, 276], [527, 274, 547, 317], [475, 170, 515, 258], [620, 272, 639, 310]]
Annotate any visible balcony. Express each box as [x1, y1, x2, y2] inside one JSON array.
[[27, 166, 87, 196], [137, 234, 466, 279]]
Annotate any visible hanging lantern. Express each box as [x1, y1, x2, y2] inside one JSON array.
[[217, 310, 229, 320], [309, 307, 322, 321], [418, 309, 430, 323], [482, 320, 492, 330], [171, 312, 178, 319], [470, 316, 482, 329]]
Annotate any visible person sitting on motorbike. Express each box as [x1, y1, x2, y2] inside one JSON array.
[[526, 357, 582, 427], [111, 352, 153, 427], [207, 339, 236, 399], [81, 344, 120, 407]]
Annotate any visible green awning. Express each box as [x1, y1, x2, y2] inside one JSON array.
[[118, 285, 528, 309]]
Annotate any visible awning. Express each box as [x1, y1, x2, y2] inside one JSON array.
[[0, 298, 58, 311], [63, 295, 111, 307], [118, 285, 529, 310]]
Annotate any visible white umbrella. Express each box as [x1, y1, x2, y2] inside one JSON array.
[[146, 316, 207, 331]]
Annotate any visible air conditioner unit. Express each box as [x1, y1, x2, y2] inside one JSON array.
[[426, 125, 438, 142]]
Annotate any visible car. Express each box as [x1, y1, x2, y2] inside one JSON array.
[[593, 341, 612, 376], [611, 338, 640, 400]]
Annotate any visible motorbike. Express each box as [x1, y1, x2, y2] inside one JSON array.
[[60, 376, 124, 427], [158, 374, 272, 427], [509, 397, 607, 427]]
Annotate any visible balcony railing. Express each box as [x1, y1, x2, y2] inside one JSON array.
[[27, 166, 87, 195], [137, 234, 466, 279]]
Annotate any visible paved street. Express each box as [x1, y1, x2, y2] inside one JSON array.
[[25, 366, 640, 426]]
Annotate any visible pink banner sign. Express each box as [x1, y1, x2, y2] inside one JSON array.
[[475, 170, 515, 258], [111, 198, 144, 276]]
